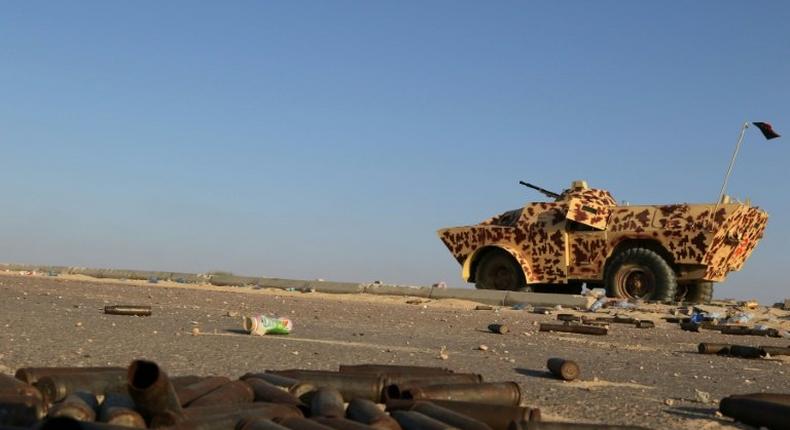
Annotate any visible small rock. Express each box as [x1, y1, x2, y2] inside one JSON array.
[[226, 311, 239, 317], [694, 389, 711, 404], [75, 322, 82, 327], [478, 345, 489, 351], [191, 327, 200, 336], [438, 346, 449, 360], [664, 399, 674, 407]]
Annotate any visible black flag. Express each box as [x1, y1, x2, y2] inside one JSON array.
[[752, 122, 780, 140]]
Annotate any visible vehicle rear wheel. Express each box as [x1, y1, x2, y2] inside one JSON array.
[[605, 248, 677, 302], [475, 249, 526, 291], [679, 281, 713, 304]]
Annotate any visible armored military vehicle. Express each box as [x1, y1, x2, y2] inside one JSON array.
[[437, 180, 768, 303]]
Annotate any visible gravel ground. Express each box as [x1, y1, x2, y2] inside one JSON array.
[[1, 274, 788, 429]]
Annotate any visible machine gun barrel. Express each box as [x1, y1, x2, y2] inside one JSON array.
[[519, 181, 561, 199]]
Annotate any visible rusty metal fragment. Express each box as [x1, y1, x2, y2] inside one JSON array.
[[546, 359, 580, 381]]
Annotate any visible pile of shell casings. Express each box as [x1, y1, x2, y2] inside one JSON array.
[[1, 360, 649, 430]]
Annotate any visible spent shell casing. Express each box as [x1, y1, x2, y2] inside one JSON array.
[[36, 372, 127, 404], [175, 376, 231, 406], [308, 387, 345, 419], [719, 395, 790, 430], [726, 345, 765, 359], [265, 371, 384, 402], [126, 359, 183, 421], [276, 416, 335, 430], [345, 398, 401, 430], [0, 393, 44, 426], [539, 323, 608, 336], [104, 305, 152, 316], [338, 365, 452, 375], [402, 382, 521, 407], [488, 324, 509, 335], [48, 392, 98, 422], [237, 417, 292, 430], [99, 392, 145, 428], [390, 410, 455, 430], [312, 417, 380, 429], [412, 402, 491, 430], [546, 359, 580, 381], [15, 367, 125, 385], [697, 343, 731, 355], [759, 346, 790, 356], [243, 378, 304, 407], [386, 400, 539, 429], [188, 380, 254, 407]]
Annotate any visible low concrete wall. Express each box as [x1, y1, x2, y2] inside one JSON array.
[[0, 263, 593, 309]]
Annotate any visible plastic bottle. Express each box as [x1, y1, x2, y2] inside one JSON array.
[[243, 315, 293, 335]]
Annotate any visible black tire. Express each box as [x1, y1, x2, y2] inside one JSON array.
[[604, 248, 677, 302], [474, 249, 526, 291], [679, 281, 714, 304]]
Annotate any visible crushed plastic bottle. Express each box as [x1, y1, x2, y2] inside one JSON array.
[[726, 312, 753, 324], [243, 314, 293, 335], [590, 297, 608, 312]]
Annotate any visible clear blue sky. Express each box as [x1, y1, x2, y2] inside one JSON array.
[[1, 1, 788, 303]]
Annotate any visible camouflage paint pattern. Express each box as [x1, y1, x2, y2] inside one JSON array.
[[438, 181, 768, 286]]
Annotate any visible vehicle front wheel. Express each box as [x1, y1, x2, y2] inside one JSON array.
[[474, 249, 526, 291], [605, 248, 677, 302]]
